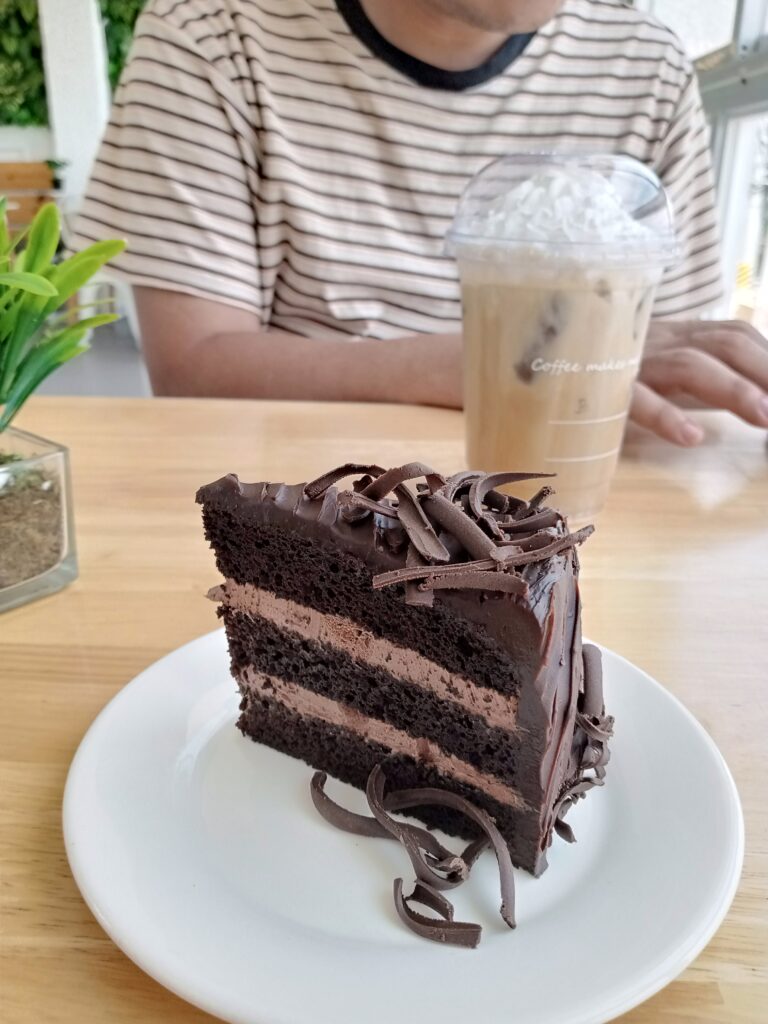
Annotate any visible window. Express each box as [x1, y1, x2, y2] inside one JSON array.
[[634, 0, 768, 319], [730, 114, 768, 330], [640, 1, 739, 61]]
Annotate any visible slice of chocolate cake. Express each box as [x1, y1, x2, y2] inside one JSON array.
[[197, 462, 612, 876]]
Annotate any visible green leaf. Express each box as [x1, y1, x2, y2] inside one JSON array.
[[20, 203, 61, 274], [42, 238, 126, 314], [0, 328, 91, 432], [0, 197, 9, 260], [0, 271, 58, 296], [0, 302, 46, 399], [57, 313, 118, 334]]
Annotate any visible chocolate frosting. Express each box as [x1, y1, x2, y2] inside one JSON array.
[[301, 463, 592, 610], [552, 644, 614, 844]]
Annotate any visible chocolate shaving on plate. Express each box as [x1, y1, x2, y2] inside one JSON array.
[[311, 772, 471, 873], [377, 777, 516, 929], [366, 766, 469, 891], [393, 879, 482, 949]]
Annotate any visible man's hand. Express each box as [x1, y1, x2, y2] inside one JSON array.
[[631, 319, 768, 445]]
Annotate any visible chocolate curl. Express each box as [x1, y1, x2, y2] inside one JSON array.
[[502, 526, 595, 566], [377, 790, 489, 873], [393, 879, 481, 949], [468, 472, 554, 523], [499, 508, 563, 533], [404, 543, 433, 608], [304, 463, 385, 500], [551, 777, 604, 846], [576, 713, 614, 744], [310, 772, 488, 881], [419, 571, 528, 597], [380, 777, 516, 929], [372, 558, 499, 590], [394, 486, 452, 565], [439, 470, 482, 504], [554, 818, 577, 844], [581, 643, 605, 718], [310, 772, 464, 866], [366, 767, 469, 891], [421, 492, 506, 562], [336, 491, 400, 520], [311, 772, 388, 839], [523, 485, 555, 514], [362, 462, 446, 502]]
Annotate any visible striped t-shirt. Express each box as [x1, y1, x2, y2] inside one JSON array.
[[74, 0, 723, 340]]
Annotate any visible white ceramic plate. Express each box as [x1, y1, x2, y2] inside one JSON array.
[[63, 630, 743, 1024]]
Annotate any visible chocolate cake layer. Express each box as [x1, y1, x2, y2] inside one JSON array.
[[223, 608, 525, 784], [239, 688, 544, 874]]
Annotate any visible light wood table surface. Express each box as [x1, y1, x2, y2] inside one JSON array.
[[2, 396, 767, 1023]]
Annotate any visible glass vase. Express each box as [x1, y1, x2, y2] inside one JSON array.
[[0, 426, 78, 613]]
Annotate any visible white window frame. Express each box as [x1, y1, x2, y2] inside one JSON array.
[[635, 0, 768, 313]]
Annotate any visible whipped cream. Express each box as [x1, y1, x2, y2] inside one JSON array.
[[473, 167, 655, 245]]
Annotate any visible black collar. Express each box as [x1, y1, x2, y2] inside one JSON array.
[[335, 0, 535, 91]]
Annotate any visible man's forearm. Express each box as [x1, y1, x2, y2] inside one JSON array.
[[150, 326, 463, 407]]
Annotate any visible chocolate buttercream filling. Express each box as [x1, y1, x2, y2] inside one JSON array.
[[212, 582, 520, 729], [239, 668, 528, 808]]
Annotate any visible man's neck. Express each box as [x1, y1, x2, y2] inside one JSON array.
[[359, 0, 556, 71]]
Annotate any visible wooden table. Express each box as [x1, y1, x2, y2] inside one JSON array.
[[2, 396, 767, 1023]]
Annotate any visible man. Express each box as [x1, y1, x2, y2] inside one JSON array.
[[75, 0, 768, 446]]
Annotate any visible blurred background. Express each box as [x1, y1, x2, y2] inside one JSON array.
[[1, 0, 767, 397]]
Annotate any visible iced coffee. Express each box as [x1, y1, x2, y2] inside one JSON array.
[[447, 155, 678, 521]]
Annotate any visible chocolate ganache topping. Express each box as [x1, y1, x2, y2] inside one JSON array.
[[302, 462, 592, 607]]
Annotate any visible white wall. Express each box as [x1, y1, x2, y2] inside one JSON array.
[[0, 126, 53, 162], [37, 0, 111, 214]]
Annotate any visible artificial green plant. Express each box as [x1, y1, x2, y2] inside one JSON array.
[[0, 197, 125, 431]]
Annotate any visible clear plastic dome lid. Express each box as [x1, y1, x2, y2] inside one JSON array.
[[446, 152, 680, 270]]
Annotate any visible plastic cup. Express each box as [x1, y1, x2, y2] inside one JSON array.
[[446, 153, 679, 522]]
